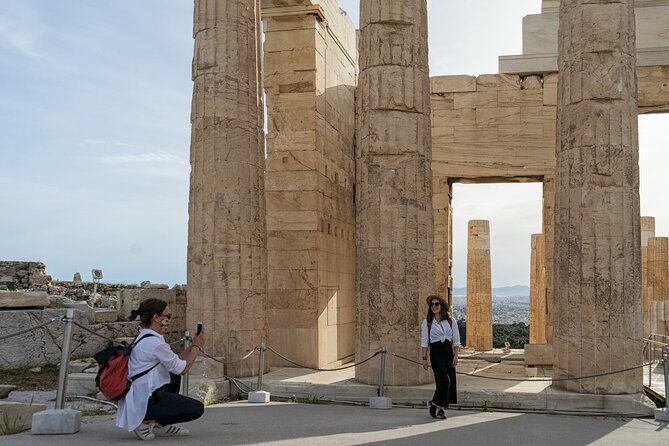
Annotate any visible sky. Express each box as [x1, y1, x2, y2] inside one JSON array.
[[1, 1, 667, 288]]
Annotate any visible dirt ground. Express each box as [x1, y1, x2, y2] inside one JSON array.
[[0, 364, 60, 391]]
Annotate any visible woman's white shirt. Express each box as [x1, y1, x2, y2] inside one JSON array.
[[421, 318, 462, 348], [116, 328, 187, 432]]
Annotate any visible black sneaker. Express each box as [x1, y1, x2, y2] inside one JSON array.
[[437, 409, 447, 419], [427, 400, 437, 418]]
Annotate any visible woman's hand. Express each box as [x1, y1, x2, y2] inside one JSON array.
[[422, 358, 428, 370], [452, 356, 458, 367], [193, 330, 206, 350]]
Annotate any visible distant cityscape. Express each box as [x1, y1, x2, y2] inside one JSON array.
[[451, 285, 530, 324]]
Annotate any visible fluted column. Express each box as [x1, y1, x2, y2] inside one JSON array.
[[648, 237, 668, 303], [355, 0, 434, 386], [530, 234, 546, 345], [466, 220, 492, 351], [641, 216, 655, 337], [187, 0, 267, 377], [553, 0, 641, 393]]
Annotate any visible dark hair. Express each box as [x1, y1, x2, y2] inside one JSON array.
[[425, 295, 450, 323], [129, 298, 167, 326]]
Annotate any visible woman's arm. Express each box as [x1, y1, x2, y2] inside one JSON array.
[[177, 331, 206, 375]]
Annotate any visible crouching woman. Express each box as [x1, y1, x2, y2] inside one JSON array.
[[116, 298, 206, 440]]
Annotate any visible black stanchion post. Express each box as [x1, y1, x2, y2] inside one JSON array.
[[257, 342, 265, 391], [182, 331, 191, 396], [378, 347, 386, 398]]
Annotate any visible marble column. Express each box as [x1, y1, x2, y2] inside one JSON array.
[[466, 220, 492, 351], [647, 237, 668, 303], [530, 234, 546, 345], [187, 0, 267, 378], [356, 0, 434, 386], [553, 0, 641, 393], [641, 216, 655, 337]]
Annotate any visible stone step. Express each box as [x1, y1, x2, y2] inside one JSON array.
[[66, 373, 97, 397], [0, 385, 17, 399], [0, 401, 47, 434], [94, 308, 118, 323], [0, 291, 49, 309]]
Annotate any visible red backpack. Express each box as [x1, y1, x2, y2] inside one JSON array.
[[94, 333, 158, 401]]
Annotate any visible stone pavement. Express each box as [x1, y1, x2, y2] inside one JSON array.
[[1, 401, 668, 446], [234, 352, 655, 416]]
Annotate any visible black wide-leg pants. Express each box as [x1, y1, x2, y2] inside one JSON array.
[[429, 339, 457, 407], [144, 373, 204, 426]]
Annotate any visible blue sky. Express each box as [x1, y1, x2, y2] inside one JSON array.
[[2, 1, 667, 288]]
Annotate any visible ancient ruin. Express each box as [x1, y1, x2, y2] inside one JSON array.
[[184, 0, 669, 402], [465, 220, 493, 351], [187, 0, 268, 378]]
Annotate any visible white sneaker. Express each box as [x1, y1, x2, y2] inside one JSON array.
[[153, 424, 190, 436], [134, 422, 155, 441]]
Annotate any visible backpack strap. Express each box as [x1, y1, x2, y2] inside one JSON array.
[[128, 332, 159, 382]]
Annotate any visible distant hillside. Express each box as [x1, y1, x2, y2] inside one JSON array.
[[452, 285, 529, 296]]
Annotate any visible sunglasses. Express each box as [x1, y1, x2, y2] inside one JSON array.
[[430, 302, 441, 307]]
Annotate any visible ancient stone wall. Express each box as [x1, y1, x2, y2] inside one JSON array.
[[0, 309, 138, 369], [0, 261, 51, 290], [262, 0, 357, 368]]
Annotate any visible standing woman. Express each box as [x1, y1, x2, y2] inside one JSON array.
[[421, 294, 461, 419], [116, 298, 206, 440]]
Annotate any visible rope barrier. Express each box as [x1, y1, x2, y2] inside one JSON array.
[[390, 350, 653, 383], [0, 316, 62, 341], [266, 346, 380, 371], [71, 320, 118, 344], [199, 347, 257, 365]]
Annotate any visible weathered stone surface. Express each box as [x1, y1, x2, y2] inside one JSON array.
[[0, 385, 17, 399], [263, 0, 357, 369], [66, 373, 97, 396], [0, 401, 47, 433], [355, 0, 434, 386], [553, 0, 641, 394], [466, 220, 492, 351], [529, 234, 546, 345], [93, 308, 118, 323], [31, 408, 80, 435], [0, 309, 139, 369], [187, 0, 267, 378], [641, 216, 656, 337], [647, 237, 669, 305], [0, 291, 48, 309]]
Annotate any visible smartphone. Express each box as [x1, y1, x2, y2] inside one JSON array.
[[196, 321, 203, 336]]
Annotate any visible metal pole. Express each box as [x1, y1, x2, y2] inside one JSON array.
[[257, 343, 265, 391], [55, 309, 75, 409], [649, 337, 653, 387], [662, 344, 669, 401], [91, 279, 98, 306], [182, 331, 191, 396], [378, 347, 387, 397]]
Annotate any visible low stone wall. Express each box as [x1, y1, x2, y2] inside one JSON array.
[[117, 286, 187, 347], [0, 261, 51, 290], [0, 309, 139, 369]]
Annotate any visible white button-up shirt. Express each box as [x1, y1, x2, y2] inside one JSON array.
[[116, 328, 187, 432], [421, 318, 462, 348]]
